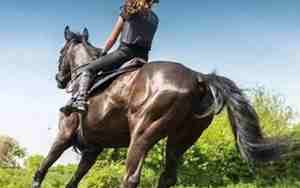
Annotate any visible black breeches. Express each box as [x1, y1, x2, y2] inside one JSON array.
[[84, 45, 148, 75]]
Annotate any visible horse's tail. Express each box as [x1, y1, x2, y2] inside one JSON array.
[[198, 72, 297, 163]]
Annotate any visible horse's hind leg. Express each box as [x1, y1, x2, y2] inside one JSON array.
[[65, 148, 102, 188], [157, 116, 213, 188], [122, 93, 193, 188], [121, 119, 164, 188], [32, 113, 79, 188]]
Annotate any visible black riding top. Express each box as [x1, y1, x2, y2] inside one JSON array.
[[120, 9, 159, 51]]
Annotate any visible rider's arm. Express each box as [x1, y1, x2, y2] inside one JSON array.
[[102, 16, 124, 55]]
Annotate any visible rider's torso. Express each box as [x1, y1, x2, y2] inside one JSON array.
[[120, 10, 159, 51]]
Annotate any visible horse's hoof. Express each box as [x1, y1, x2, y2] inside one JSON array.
[[32, 181, 41, 188]]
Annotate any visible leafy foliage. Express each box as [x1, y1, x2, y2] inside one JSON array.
[[0, 135, 26, 168]]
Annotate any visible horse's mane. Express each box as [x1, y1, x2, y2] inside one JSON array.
[[71, 32, 103, 60], [82, 40, 103, 60]]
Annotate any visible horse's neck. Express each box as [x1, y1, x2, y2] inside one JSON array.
[[71, 44, 93, 78]]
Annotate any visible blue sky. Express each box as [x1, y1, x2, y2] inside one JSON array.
[[0, 1, 299, 163]]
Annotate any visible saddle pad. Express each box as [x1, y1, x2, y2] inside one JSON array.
[[88, 58, 147, 95]]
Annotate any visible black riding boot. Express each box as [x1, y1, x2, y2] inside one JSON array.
[[60, 72, 93, 115]]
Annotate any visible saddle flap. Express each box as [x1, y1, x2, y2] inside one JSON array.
[[88, 58, 148, 95]]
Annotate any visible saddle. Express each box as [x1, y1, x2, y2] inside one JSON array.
[[87, 57, 147, 95]]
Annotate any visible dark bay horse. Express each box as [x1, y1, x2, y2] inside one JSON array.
[[32, 26, 298, 188]]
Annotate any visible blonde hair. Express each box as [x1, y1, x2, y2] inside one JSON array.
[[124, 0, 154, 16]]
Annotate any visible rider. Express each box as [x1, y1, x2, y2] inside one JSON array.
[[61, 0, 159, 114]]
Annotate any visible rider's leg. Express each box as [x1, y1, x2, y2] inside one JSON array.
[[86, 48, 133, 73], [59, 70, 94, 114], [60, 47, 135, 114]]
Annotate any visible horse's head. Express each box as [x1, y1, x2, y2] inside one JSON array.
[[55, 26, 102, 89]]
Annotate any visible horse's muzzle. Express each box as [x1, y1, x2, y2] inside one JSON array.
[[55, 73, 68, 89]]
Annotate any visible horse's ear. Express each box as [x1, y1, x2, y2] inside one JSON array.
[[64, 25, 73, 41], [82, 28, 89, 41]]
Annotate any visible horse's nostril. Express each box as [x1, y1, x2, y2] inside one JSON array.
[[57, 82, 65, 89]]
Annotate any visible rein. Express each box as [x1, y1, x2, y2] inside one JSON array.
[[66, 63, 90, 79], [59, 38, 103, 93]]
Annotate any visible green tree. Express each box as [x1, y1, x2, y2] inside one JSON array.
[[0, 135, 26, 168]]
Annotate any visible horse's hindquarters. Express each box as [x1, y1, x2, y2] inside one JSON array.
[[128, 62, 204, 135]]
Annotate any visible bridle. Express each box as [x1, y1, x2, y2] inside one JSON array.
[[56, 38, 101, 90]]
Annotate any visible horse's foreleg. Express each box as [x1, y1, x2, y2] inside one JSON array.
[[32, 137, 72, 188], [32, 113, 79, 188], [65, 148, 102, 188], [157, 116, 213, 188]]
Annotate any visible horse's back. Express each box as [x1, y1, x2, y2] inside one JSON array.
[[138, 61, 198, 94]]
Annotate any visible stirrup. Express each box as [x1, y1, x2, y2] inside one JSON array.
[[69, 100, 88, 114], [60, 98, 75, 115], [60, 99, 88, 115]]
